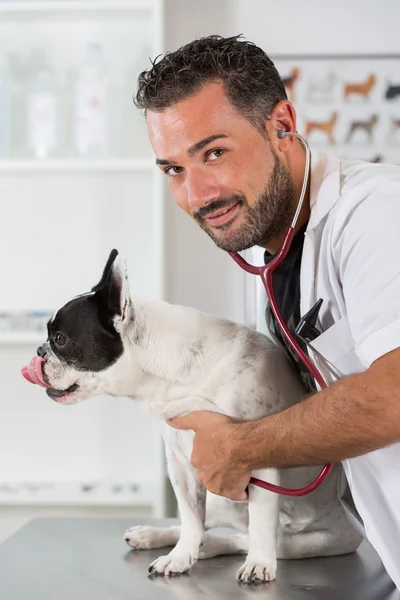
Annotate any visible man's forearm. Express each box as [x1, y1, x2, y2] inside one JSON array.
[[234, 350, 400, 470]]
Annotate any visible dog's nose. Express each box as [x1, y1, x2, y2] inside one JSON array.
[[37, 345, 47, 359]]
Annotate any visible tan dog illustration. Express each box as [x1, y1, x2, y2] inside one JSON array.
[[344, 73, 376, 101], [304, 111, 338, 145]]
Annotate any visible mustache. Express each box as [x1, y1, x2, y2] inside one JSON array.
[[193, 195, 245, 221]]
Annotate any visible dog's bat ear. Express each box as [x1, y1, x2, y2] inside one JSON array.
[[92, 249, 119, 293], [92, 249, 132, 327]]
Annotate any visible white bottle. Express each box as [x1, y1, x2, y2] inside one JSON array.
[[73, 43, 110, 158], [0, 59, 12, 159], [7, 53, 27, 159], [27, 63, 58, 160], [122, 46, 153, 158]]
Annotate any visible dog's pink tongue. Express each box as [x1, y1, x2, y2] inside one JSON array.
[[21, 356, 52, 389]]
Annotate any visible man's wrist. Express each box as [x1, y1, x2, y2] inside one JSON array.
[[229, 420, 265, 471]]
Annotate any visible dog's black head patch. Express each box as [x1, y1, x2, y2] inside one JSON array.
[[44, 249, 127, 372]]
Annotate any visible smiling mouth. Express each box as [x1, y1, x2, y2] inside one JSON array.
[[205, 202, 241, 227], [46, 383, 79, 401]]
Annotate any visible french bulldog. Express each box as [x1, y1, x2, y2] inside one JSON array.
[[22, 249, 361, 583]]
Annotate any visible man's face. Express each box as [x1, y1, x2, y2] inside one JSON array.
[[147, 82, 295, 253]]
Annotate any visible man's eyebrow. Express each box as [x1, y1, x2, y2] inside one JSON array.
[[155, 134, 228, 166], [187, 134, 228, 157], [155, 158, 178, 166]]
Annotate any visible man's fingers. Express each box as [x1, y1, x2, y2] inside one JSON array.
[[167, 410, 217, 430], [167, 412, 198, 430]]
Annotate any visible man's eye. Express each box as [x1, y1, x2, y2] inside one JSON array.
[[55, 333, 68, 347], [207, 149, 225, 161], [165, 166, 184, 176]]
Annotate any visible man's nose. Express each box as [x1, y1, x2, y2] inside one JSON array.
[[186, 170, 220, 209]]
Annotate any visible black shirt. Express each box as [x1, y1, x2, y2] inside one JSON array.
[[264, 222, 317, 394]]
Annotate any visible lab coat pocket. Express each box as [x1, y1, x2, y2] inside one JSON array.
[[309, 314, 363, 380]]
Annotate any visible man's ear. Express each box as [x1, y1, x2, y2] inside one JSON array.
[[92, 249, 132, 330]]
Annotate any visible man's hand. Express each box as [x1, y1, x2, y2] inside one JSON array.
[[168, 411, 252, 501]]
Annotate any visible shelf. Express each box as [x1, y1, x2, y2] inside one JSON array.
[[0, 158, 155, 173], [0, 480, 160, 508], [0, 332, 45, 345], [0, 1, 157, 13]]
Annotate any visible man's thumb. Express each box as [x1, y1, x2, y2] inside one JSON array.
[[167, 413, 196, 431]]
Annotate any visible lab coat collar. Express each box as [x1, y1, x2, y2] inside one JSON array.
[[307, 148, 341, 231]]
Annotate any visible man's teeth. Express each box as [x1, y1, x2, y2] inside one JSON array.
[[212, 207, 231, 218]]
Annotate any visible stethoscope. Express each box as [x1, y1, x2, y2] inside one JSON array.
[[230, 130, 340, 497]]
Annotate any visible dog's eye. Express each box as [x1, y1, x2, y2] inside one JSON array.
[[55, 333, 68, 347]]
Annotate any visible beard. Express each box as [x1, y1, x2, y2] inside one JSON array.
[[193, 151, 296, 253]]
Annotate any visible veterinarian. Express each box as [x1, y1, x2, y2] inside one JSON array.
[[134, 35, 400, 588]]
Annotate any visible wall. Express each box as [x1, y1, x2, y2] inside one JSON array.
[[165, 0, 400, 54], [162, 0, 400, 321]]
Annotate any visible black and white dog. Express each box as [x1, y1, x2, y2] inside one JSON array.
[[22, 250, 361, 583]]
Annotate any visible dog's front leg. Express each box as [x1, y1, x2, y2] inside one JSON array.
[[149, 433, 206, 577], [237, 468, 279, 584]]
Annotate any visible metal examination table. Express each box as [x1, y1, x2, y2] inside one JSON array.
[[0, 517, 399, 599]]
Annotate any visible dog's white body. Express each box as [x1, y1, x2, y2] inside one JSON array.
[[121, 300, 361, 581], [40, 255, 362, 583]]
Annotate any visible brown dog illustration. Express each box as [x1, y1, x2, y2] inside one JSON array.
[[391, 117, 400, 130], [388, 116, 400, 143], [369, 155, 383, 163], [281, 67, 300, 102], [304, 111, 338, 145], [344, 73, 376, 101], [345, 114, 379, 143]]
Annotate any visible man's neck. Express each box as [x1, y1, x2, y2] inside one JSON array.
[[263, 145, 311, 254]]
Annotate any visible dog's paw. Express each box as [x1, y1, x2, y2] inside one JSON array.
[[148, 552, 197, 577], [236, 557, 276, 584], [124, 525, 162, 550]]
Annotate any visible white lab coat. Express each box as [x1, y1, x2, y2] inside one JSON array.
[[300, 148, 400, 588]]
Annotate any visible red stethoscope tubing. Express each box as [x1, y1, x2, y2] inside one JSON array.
[[229, 226, 334, 496]]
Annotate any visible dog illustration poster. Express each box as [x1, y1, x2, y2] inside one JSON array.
[[274, 55, 400, 165]]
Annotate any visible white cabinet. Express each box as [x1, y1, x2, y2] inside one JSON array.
[[0, 0, 167, 516]]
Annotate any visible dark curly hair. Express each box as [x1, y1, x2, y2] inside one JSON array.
[[133, 34, 287, 136]]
